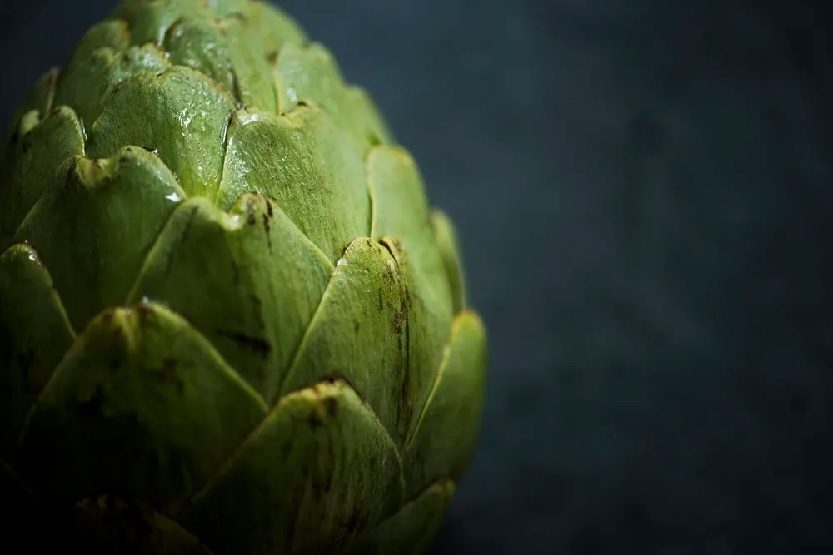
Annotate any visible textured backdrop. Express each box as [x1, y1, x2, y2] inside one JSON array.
[[2, 1, 832, 553]]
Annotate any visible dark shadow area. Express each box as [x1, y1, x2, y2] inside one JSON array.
[[2, 1, 832, 553]]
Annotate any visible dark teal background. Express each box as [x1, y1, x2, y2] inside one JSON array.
[[2, 1, 832, 553]]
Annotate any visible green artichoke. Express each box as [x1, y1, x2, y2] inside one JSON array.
[[0, 0, 486, 553]]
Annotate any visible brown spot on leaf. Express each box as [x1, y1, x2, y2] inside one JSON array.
[[392, 310, 406, 335], [324, 396, 338, 416], [307, 411, 324, 429], [245, 197, 257, 225], [215, 329, 271, 357], [262, 213, 272, 252], [77, 385, 105, 417], [137, 302, 153, 322], [101, 309, 115, 324], [345, 509, 369, 535], [391, 291, 411, 336], [154, 358, 184, 394], [65, 163, 76, 184]]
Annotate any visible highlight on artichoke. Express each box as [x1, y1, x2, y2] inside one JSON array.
[[0, 0, 487, 553]]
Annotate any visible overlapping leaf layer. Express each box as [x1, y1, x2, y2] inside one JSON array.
[[0, 1, 486, 553]]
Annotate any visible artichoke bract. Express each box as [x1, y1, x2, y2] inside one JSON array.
[[0, 1, 486, 553]]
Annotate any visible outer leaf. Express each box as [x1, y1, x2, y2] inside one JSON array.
[[1, 67, 58, 144], [369, 146, 452, 311], [221, 15, 278, 111], [368, 147, 455, 439], [56, 19, 132, 119], [275, 43, 343, 114], [14, 146, 186, 331], [0, 107, 85, 244], [275, 44, 391, 147], [431, 209, 467, 312], [347, 481, 455, 555], [87, 67, 234, 198], [405, 311, 487, 496], [216, 107, 369, 260], [243, 1, 306, 55], [54, 44, 170, 127], [68, 20, 131, 61], [0, 244, 74, 458], [205, 0, 247, 16], [341, 85, 393, 147], [165, 17, 277, 112], [182, 380, 404, 555], [280, 237, 409, 443], [18, 68, 59, 115], [17, 302, 267, 515], [127, 195, 333, 401], [114, 0, 212, 46]]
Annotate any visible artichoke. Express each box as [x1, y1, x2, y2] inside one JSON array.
[[0, 1, 486, 553]]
